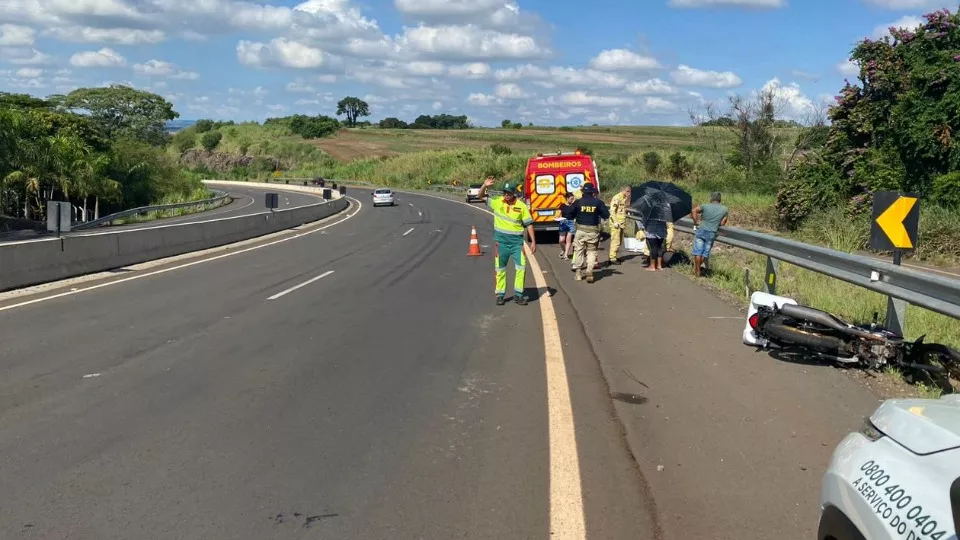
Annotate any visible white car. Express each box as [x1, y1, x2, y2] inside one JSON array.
[[465, 184, 484, 203], [818, 394, 960, 540], [372, 188, 395, 207]]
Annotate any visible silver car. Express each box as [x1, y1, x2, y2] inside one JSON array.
[[372, 188, 395, 207], [818, 394, 960, 540]]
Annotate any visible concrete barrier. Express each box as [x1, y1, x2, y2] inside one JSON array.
[[0, 196, 350, 292]]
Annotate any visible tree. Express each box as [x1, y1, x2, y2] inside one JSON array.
[[379, 117, 408, 129], [194, 119, 214, 133], [201, 131, 223, 151], [336, 96, 370, 127], [501, 119, 512, 128], [0, 92, 53, 110], [286, 114, 340, 138], [63, 85, 178, 146]]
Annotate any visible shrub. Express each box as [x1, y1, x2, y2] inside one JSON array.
[[194, 119, 214, 133], [172, 131, 196, 153], [775, 161, 845, 229], [238, 137, 251, 156], [489, 143, 512, 155], [667, 152, 691, 180], [200, 130, 222, 151], [931, 171, 960, 208], [641, 151, 662, 175]]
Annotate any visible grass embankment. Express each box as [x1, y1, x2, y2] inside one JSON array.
[[112, 186, 225, 225]]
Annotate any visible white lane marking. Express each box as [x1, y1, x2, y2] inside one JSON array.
[[0, 198, 362, 313], [418, 211, 423, 217], [267, 270, 335, 300], [402, 227, 415, 236], [82, 373, 101, 378], [408, 203, 414, 207], [389, 188, 586, 538]]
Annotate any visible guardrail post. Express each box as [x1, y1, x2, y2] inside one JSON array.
[[764, 256, 779, 295], [744, 268, 752, 298], [885, 249, 906, 335]]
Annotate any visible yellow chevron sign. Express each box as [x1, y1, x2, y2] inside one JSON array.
[[870, 192, 920, 251]]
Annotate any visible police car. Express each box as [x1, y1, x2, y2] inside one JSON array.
[[818, 394, 960, 540]]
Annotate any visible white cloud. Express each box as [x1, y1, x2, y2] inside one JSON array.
[[668, 0, 786, 6], [286, 80, 316, 92], [0, 24, 35, 46], [495, 64, 628, 89], [495, 82, 528, 99], [432, 101, 443, 110], [467, 92, 499, 106], [406, 61, 446, 75], [872, 15, 924, 39], [760, 78, 819, 119], [133, 59, 199, 80], [393, 0, 533, 31], [448, 62, 492, 79], [69, 48, 126, 68], [553, 92, 632, 107], [837, 59, 859, 77], [237, 38, 330, 69], [398, 25, 548, 60], [671, 64, 742, 88], [46, 27, 165, 45], [316, 74, 338, 83], [15, 67, 42, 78], [1, 47, 51, 65], [589, 49, 660, 71], [625, 78, 677, 95], [863, 0, 948, 8], [644, 97, 677, 112]]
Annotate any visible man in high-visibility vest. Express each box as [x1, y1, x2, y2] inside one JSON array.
[[607, 185, 630, 265], [479, 177, 537, 306]]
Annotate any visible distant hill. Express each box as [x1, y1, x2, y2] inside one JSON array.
[[165, 119, 196, 133]]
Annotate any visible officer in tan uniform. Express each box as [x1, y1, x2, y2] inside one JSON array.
[[607, 185, 630, 265]]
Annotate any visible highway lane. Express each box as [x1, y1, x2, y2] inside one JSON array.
[[0, 191, 655, 539]]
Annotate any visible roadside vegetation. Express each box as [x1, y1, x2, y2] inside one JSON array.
[[0, 86, 206, 229]]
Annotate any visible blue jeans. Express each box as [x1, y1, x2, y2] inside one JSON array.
[[692, 229, 717, 258]]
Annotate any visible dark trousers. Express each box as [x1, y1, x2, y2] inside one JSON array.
[[646, 237, 664, 260]]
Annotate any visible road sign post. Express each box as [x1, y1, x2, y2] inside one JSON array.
[[870, 191, 920, 335]]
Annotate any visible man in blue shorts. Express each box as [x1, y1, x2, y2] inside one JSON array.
[[691, 191, 728, 277]]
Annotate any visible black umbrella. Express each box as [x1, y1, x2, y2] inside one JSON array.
[[629, 181, 692, 223]]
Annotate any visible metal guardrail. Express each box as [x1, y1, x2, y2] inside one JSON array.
[[628, 211, 960, 324], [72, 190, 230, 231]]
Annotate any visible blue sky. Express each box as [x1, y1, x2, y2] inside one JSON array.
[[0, 0, 952, 126]]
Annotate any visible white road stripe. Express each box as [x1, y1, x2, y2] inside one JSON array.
[[402, 227, 415, 236], [395, 188, 586, 539], [267, 270, 334, 300], [418, 211, 423, 217], [0, 199, 362, 313]]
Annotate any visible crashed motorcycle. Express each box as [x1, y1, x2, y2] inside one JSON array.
[[743, 292, 960, 379]]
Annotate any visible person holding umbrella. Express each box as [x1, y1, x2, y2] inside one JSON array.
[[630, 181, 693, 272]]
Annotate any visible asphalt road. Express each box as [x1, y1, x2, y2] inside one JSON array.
[[0, 192, 655, 539]]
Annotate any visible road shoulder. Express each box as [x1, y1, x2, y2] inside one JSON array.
[[537, 246, 882, 539]]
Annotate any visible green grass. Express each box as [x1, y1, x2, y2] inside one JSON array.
[[113, 186, 226, 225]]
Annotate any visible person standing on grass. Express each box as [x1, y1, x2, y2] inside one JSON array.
[[570, 182, 609, 283], [607, 185, 630, 266], [691, 191, 729, 278], [557, 192, 577, 260], [478, 177, 537, 306]]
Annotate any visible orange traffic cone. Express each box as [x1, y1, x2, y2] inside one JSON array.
[[467, 225, 483, 256]]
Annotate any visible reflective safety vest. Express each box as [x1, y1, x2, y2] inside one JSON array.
[[488, 196, 533, 238]]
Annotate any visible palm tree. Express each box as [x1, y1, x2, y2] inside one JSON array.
[[75, 153, 121, 220]]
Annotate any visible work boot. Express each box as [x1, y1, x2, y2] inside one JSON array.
[[514, 294, 528, 306], [575, 272, 583, 281], [496, 294, 505, 306], [586, 272, 595, 283], [609, 258, 620, 265]]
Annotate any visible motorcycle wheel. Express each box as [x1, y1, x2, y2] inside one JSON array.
[[763, 322, 849, 357]]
